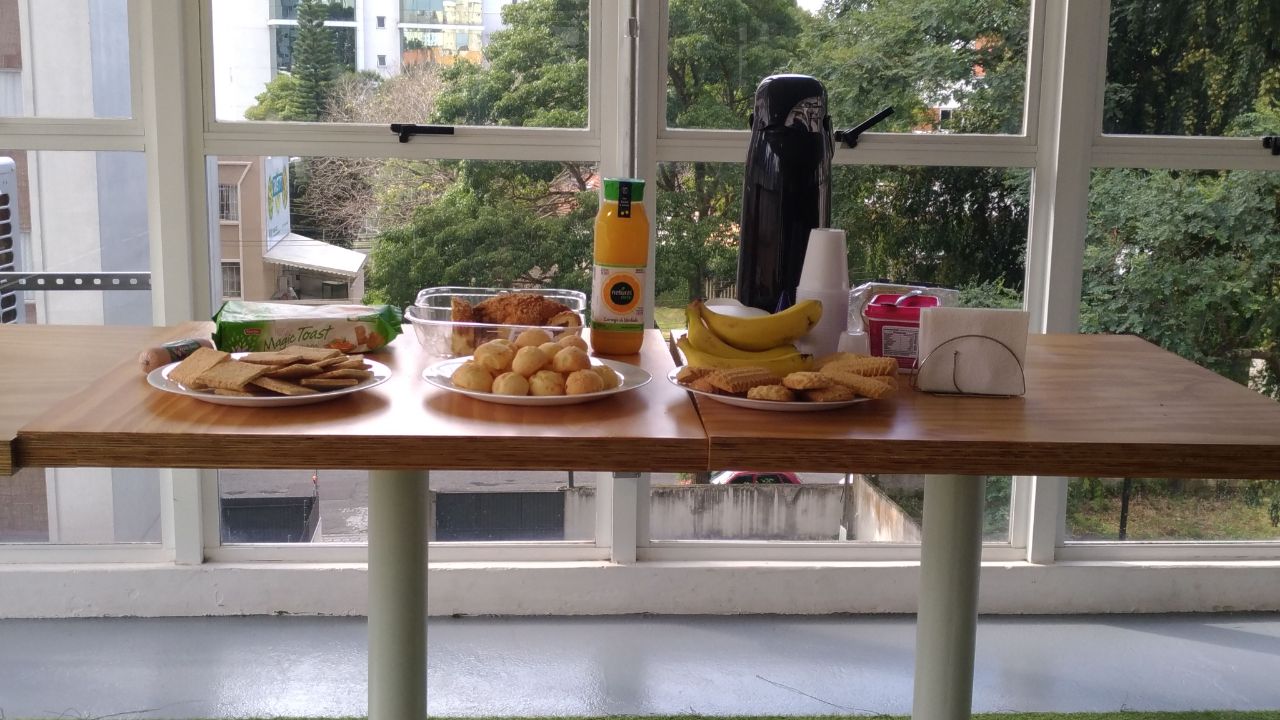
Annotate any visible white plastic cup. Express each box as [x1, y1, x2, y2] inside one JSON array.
[[798, 228, 850, 292], [795, 286, 851, 358]]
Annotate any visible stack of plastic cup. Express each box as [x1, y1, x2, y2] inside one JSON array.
[[795, 228, 851, 358]]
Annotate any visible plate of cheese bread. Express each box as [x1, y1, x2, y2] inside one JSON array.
[[149, 346, 391, 407]]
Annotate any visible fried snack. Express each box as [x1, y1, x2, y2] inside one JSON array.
[[168, 347, 230, 387], [451, 297, 477, 355], [592, 364, 621, 390], [250, 376, 319, 396], [566, 369, 604, 395], [195, 359, 270, 391], [782, 371, 831, 391], [239, 352, 303, 366], [546, 310, 583, 329], [557, 334, 588, 352], [819, 366, 896, 399], [707, 366, 782, 395], [492, 371, 531, 396], [689, 376, 719, 394], [747, 384, 795, 402], [282, 345, 343, 363], [515, 328, 553, 348], [675, 365, 713, 384], [529, 369, 567, 396], [265, 363, 327, 379], [538, 341, 564, 360], [551, 346, 591, 373], [474, 293, 572, 326], [824, 355, 900, 377], [300, 377, 361, 389], [803, 384, 858, 402], [511, 346, 550, 377], [451, 362, 493, 392], [474, 340, 515, 372]]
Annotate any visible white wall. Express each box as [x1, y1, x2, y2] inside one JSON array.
[[361, 0, 400, 76], [211, 0, 272, 122]]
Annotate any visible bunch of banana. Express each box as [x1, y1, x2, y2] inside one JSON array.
[[678, 299, 823, 376]]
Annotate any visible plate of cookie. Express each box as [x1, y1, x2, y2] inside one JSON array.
[[148, 345, 392, 407], [668, 354, 898, 412], [422, 334, 650, 406]]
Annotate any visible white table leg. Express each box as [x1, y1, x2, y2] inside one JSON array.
[[368, 470, 428, 720], [912, 474, 984, 720]]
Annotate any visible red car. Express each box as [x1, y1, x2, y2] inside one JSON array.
[[710, 471, 801, 485]]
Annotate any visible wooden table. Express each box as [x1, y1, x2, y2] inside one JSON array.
[[690, 333, 1280, 720]]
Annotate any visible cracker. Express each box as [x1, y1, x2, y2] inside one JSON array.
[[194, 359, 270, 391], [803, 384, 858, 402], [265, 363, 327, 379], [675, 366, 713, 384], [329, 357, 368, 370], [213, 387, 263, 397], [747, 384, 795, 402], [251, 376, 319, 396], [168, 347, 230, 387], [782, 371, 831, 390], [282, 345, 343, 363], [299, 377, 361, 389], [819, 366, 896, 399], [238, 352, 303, 366], [707, 367, 782, 394], [314, 368, 374, 381]]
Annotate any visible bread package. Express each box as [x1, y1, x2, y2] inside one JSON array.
[[213, 301, 402, 353]]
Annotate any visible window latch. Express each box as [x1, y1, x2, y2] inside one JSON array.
[[390, 123, 455, 143], [833, 106, 895, 149], [1264, 136, 1279, 156]]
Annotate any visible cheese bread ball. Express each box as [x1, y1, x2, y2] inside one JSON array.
[[551, 346, 591, 373], [566, 368, 605, 395], [450, 362, 494, 393], [514, 328, 553, 348], [557, 334, 588, 352], [592, 364, 621, 390], [492, 371, 531, 396], [538, 341, 564, 359], [529, 370, 567, 396], [474, 340, 515, 372], [511, 346, 550, 377]]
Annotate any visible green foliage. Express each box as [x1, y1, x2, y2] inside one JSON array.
[[287, 0, 339, 121], [244, 73, 301, 121]]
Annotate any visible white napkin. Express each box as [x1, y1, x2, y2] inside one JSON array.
[[916, 307, 1030, 396]]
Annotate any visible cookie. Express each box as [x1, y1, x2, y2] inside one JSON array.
[[675, 366, 713, 384], [689, 377, 719, 394], [747, 384, 795, 402], [803, 384, 857, 402], [819, 366, 895, 399], [782, 371, 831, 390], [824, 355, 899, 377], [707, 367, 782, 394]]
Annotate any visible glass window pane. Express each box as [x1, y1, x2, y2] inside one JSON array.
[[1067, 478, 1280, 542], [0, 0, 132, 119], [667, 0, 1030, 134], [1104, 2, 1280, 136], [213, 0, 589, 127], [0, 468, 161, 544]]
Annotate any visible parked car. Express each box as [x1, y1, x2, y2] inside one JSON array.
[[709, 471, 801, 485]]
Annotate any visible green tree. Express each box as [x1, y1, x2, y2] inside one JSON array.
[[286, 0, 339, 122], [244, 73, 300, 121]]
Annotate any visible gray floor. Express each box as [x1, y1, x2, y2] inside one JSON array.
[[1, 614, 1278, 718]]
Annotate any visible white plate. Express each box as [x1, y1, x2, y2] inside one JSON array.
[[148, 353, 392, 407], [667, 368, 871, 412], [423, 357, 651, 406]]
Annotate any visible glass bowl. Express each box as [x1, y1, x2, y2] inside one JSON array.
[[406, 286, 588, 358]]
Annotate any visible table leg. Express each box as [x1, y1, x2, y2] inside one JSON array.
[[911, 474, 984, 720], [368, 469, 428, 720]]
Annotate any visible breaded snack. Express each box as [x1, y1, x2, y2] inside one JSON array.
[[707, 366, 782, 394], [566, 369, 605, 395], [451, 362, 493, 392], [675, 365, 713, 384], [551, 346, 591, 373], [511, 346, 550, 377], [747, 385, 795, 402], [168, 347, 230, 387], [492, 371, 531, 396], [515, 328, 553, 348], [557, 334, 588, 352], [282, 345, 344, 363], [803, 384, 858, 402], [474, 340, 515, 372], [538, 341, 564, 359], [474, 293, 572, 326], [451, 297, 477, 355], [194, 359, 270, 391], [824, 355, 899, 377], [592, 364, 622, 390], [529, 370, 567, 396], [299, 377, 360, 389], [689, 377, 719, 394], [239, 352, 303, 366], [819, 366, 896, 399], [546, 310, 582, 329], [250, 376, 319, 396], [782, 371, 831, 391]]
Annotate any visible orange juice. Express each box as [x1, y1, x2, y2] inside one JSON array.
[[590, 178, 650, 355]]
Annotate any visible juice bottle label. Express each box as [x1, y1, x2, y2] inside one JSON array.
[[591, 264, 645, 331]]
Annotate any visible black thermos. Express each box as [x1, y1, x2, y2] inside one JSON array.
[[736, 74, 834, 313]]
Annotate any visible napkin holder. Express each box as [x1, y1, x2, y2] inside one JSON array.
[[913, 307, 1029, 397]]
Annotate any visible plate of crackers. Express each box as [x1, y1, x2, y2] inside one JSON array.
[[669, 353, 899, 412], [148, 345, 391, 407]]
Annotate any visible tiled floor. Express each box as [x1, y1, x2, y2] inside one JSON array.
[[1, 613, 1278, 718]]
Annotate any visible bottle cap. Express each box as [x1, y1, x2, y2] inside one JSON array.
[[602, 178, 645, 202]]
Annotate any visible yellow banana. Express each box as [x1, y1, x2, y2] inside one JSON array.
[[677, 337, 813, 376], [684, 302, 800, 360], [699, 298, 824, 352]]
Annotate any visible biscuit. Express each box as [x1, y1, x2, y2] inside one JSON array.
[[299, 377, 361, 388], [675, 366, 713, 384], [251, 376, 320, 396], [194, 359, 270, 391], [213, 388, 258, 397], [747, 384, 795, 402], [689, 377, 719, 394], [265, 363, 326, 379], [282, 345, 343, 363], [824, 355, 899, 377], [707, 367, 781, 394], [328, 357, 368, 370], [803, 384, 858, 402], [314, 368, 374, 381], [819, 366, 895, 399], [782, 371, 831, 390], [168, 347, 230, 387], [238, 352, 303, 366]]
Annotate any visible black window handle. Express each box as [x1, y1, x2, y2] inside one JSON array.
[[390, 123, 455, 143], [834, 106, 895, 149], [1264, 136, 1279, 155]]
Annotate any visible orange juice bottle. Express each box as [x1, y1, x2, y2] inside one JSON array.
[[590, 178, 650, 355]]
